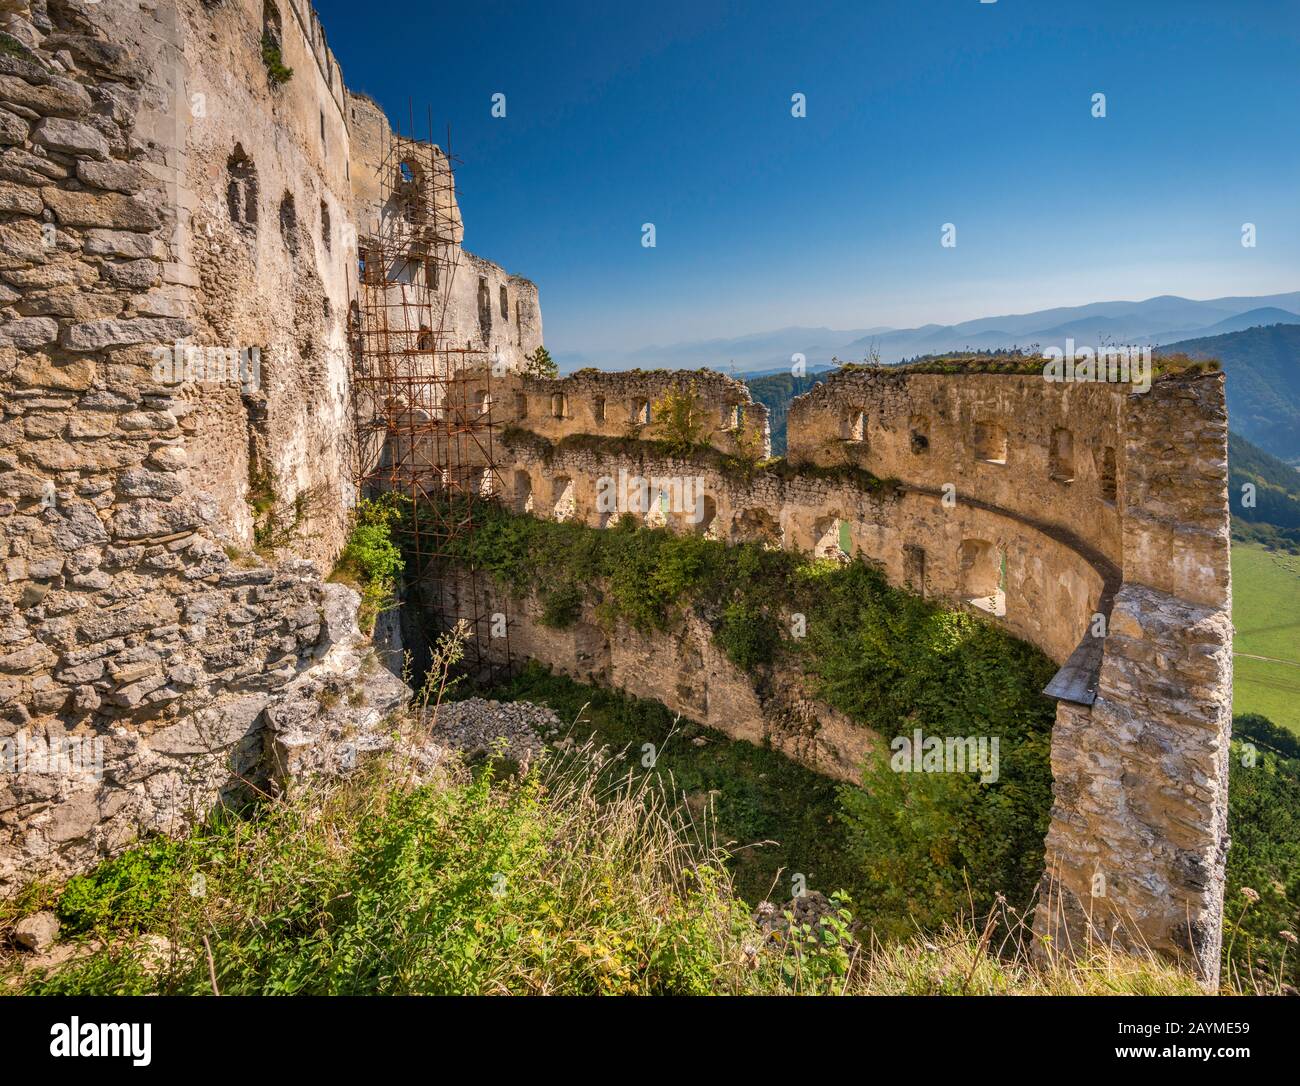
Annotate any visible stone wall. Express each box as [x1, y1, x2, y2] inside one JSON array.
[[346, 92, 542, 376], [0, 0, 534, 891], [449, 363, 1232, 984]]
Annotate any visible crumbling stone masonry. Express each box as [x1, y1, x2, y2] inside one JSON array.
[[0, 0, 534, 888], [440, 365, 1232, 984], [1, 0, 1231, 988]]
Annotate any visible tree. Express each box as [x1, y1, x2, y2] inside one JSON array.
[[650, 382, 708, 455], [523, 345, 558, 379]]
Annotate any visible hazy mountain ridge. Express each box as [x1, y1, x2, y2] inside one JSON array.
[[558, 291, 1300, 374]]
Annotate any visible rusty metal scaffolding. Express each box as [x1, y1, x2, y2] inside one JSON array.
[[350, 117, 509, 680]]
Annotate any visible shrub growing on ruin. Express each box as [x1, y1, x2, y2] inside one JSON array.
[[336, 493, 408, 631], [440, 500, 1058, 936], [649, 383, 710, 456], [522, 345, 558, 379], [261, 33, 294, 85]]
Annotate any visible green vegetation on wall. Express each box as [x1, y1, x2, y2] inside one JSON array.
[[441, 499, 1058, 928], [332, 492, 408, 631]]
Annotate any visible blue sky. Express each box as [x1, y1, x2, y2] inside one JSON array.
[[316, 0, 1300, 357]]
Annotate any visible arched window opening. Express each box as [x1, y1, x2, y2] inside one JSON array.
[[552, 476, 576, 522], [477, 276, 492, 339], [262, 1, 283, 50], [513, 469, 533, 515], [903, 543, 927, 597], [278, 192, 297, 250], [644, 489, 669, 529], [693, 495, 719, 538], [814, 515, 849, 560], [397, 158, 427, 226]]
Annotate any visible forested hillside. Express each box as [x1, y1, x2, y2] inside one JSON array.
[[1159, 324, 1300, 463]]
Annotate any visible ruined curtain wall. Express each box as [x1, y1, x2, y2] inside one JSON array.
[[452, 365, 1231, 984]]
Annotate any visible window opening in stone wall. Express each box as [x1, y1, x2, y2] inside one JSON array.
[[847, 410, 867, 442], [263, 1, 282, 49], [514, 392, 528, 419], [320, 200, 331, 252], [910, 414, 930, 453], [645, 490, 669, 528], [552, 476, 575, 522], [551, 393, 567, 418], [694, 495, 719, 538], [903, 543, 927, 596], [278, 192, 297, 250], [514, 470, 534, 514], [814, 515, 849, 560], [226, 145, 258, 229], [477, 276, 492, 339], [1099, 445, 1118, 503], [593, 396, 606, 423], [973, 420, 1008, 464], [1050, 427, 1075, 483], [499, 284, 508, 319], [960, 538, 1006, 616], [633, 398, 650, 425]]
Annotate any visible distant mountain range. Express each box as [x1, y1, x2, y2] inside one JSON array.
[[555, 291, 1300, 374]]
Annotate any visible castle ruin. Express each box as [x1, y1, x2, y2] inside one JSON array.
[[0, 0, 1232, 984]]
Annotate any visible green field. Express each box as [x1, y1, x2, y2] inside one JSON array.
[[1232, 542, 1300, 734]]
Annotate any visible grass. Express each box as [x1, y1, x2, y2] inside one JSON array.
[[1, 726, 1207, 996], [444, 500, 1058, 925], [467, 664, 856, 906], [1231, 542, 1300, 734]]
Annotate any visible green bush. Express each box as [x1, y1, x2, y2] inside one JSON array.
[[438, 499, 1056, 934], [335, 493, 408, 631], [261, 34, 293, 85], [57, 837, 185, 936]]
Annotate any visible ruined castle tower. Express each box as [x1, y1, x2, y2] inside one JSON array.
[[0, 0, 538, 886]]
